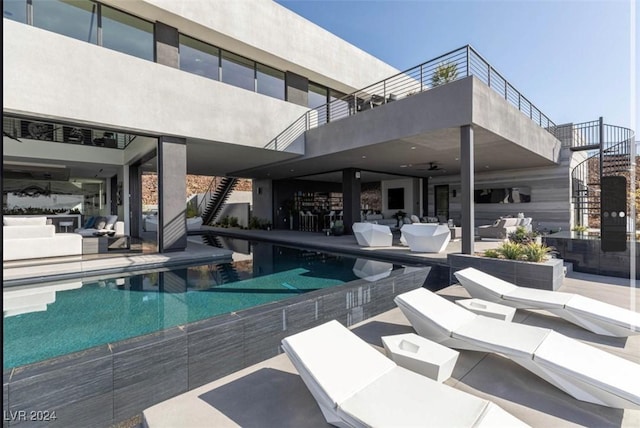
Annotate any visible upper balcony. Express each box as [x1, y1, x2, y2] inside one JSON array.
[[234, 46, 562, 180]]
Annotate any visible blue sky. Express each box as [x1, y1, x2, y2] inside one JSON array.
[[277, 0, 637, 132]]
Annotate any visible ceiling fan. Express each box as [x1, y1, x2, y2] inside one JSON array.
[[428, 162, 441, 171]]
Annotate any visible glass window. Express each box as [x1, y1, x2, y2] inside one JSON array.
[[3, 0, 27, 23], [329, 89, 348, 122], [179, 35, 219, 81], [101, 5, 154, 61], [308, 83, 328, 109], [32, 0, 98, 44], [221, 51, 255, 91], [256, 64, 284, 100]]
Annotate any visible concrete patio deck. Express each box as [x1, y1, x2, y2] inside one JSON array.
[[142, 270, 639, 428]]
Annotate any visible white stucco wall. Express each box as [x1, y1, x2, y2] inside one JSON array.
[[3, 20, 309, 148], [103, 0, 400, 93]]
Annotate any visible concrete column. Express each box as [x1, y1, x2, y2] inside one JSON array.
[[421, 177, 429, 217], [158, 136, 187, 253], [122, 166, 130, 236], [285, 71, 309, 107], [342, 168, 361, 234], [155, 22, 179, 68], [252, 178, 273, 223], [460, 125, 474, 255]]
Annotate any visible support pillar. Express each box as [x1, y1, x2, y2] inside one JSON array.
[[460, 125, 475, 255], [129, 164, 142, 238], [342, 168, 361, 234], [158, 136, 187, 253]]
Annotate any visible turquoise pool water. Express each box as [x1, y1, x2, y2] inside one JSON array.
[[3, 240, 379, 369]]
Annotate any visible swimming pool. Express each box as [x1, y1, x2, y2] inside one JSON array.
[[3, 238, 401, 369]]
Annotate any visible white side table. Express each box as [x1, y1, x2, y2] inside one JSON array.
[[381, 333, 459, 382], [455, 298, 516, 322]]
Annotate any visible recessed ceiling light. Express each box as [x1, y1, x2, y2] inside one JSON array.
[[485, 165, 490, 169], [362, 155, 367, 159], [400, 164, 408, 168], [411, 146, 416, 150], [290, 169, 295, 172], [455, 157, 459, 161]]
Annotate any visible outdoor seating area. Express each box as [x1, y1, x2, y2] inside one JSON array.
[[454, 267, 640, 337], [280, 320, 528, 427], [477, 216, 533, 240], [394, 287, 640, 409]]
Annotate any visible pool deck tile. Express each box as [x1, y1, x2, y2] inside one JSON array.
[[142, 270, 640, 428]]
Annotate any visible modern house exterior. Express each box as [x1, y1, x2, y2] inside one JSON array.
[[3, 0, 635, 257]]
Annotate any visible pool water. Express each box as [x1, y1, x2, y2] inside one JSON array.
[[3, 240, 395, 369]]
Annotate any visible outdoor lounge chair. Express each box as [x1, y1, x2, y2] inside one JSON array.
[[394, 288, 640, 409], [477, 218, 519, 240], [454, 267, 640, 337], [281, 320, 528, 427]]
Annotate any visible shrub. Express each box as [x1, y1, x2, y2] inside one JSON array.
[[508, 226, 540, 244], [572, 225, 588, 233], [219, 216, 230, 227], [497, 241, 524, 260], [229, 216, 239, 227], [483, 249, 501, 258], [521, 242, 554, 262]]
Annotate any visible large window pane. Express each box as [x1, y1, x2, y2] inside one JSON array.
[[256, 64, 284, 100], [309, 83, 328, 124], [101, 6, 153, 61], [221, 51, 255, 91], [179, 35, 219, 81], [3, 0, 27, 23], [329, 89, 348, 122], [308, 83, 328, 109], [32, 0, 97, 44]]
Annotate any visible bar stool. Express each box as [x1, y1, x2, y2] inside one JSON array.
[[59, 220, 74, 233]]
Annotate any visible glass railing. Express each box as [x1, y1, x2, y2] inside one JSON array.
[[3, 115, 136, 149], [265, 45, 557, 151]]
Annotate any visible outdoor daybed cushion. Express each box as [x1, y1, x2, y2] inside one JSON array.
[[281, 320, 528, 427], [3, 216, 82, 261], [394, 288, 640, 409], [454, 267, 640, 337]]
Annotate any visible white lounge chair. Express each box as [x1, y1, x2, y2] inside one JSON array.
[[352, 222, 392, 247], [394, 288, 640, 409], [400, 223, 451, 253], [454, 267, 640, 337], [281, 320, 528, 428]]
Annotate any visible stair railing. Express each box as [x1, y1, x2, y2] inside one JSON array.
[[197, 176, 221, 217], [265, 45, 557, 152]]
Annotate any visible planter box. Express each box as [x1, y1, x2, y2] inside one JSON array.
[[447, 254, 564, 291]]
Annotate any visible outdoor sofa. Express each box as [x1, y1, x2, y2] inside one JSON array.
[[3, 216, 82, 261], [455, 267, 640, 337], [74, 214, 124, 237], [281, 319, 528, 427], [394, 288, 640, 409]]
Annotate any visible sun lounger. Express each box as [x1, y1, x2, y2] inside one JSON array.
[[394, 288, 640, 409], [454, 267, 640, 337], [281, 320, 528, 427]]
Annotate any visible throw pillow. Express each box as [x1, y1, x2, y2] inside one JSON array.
[[84, 216, 96, 229], [93, 216, 108, 230]]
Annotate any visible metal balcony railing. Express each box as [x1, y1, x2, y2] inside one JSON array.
[[265, 45, 557, 151]]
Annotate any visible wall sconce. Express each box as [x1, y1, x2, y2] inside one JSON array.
[[257, 187, 262, 195], [355, 171, 361, 179]]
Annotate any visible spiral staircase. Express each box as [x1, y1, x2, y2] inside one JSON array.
[[569, 118, 635, 229]]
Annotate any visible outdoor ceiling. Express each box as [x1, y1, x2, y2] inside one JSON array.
[[229, 126, 558, 181]]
